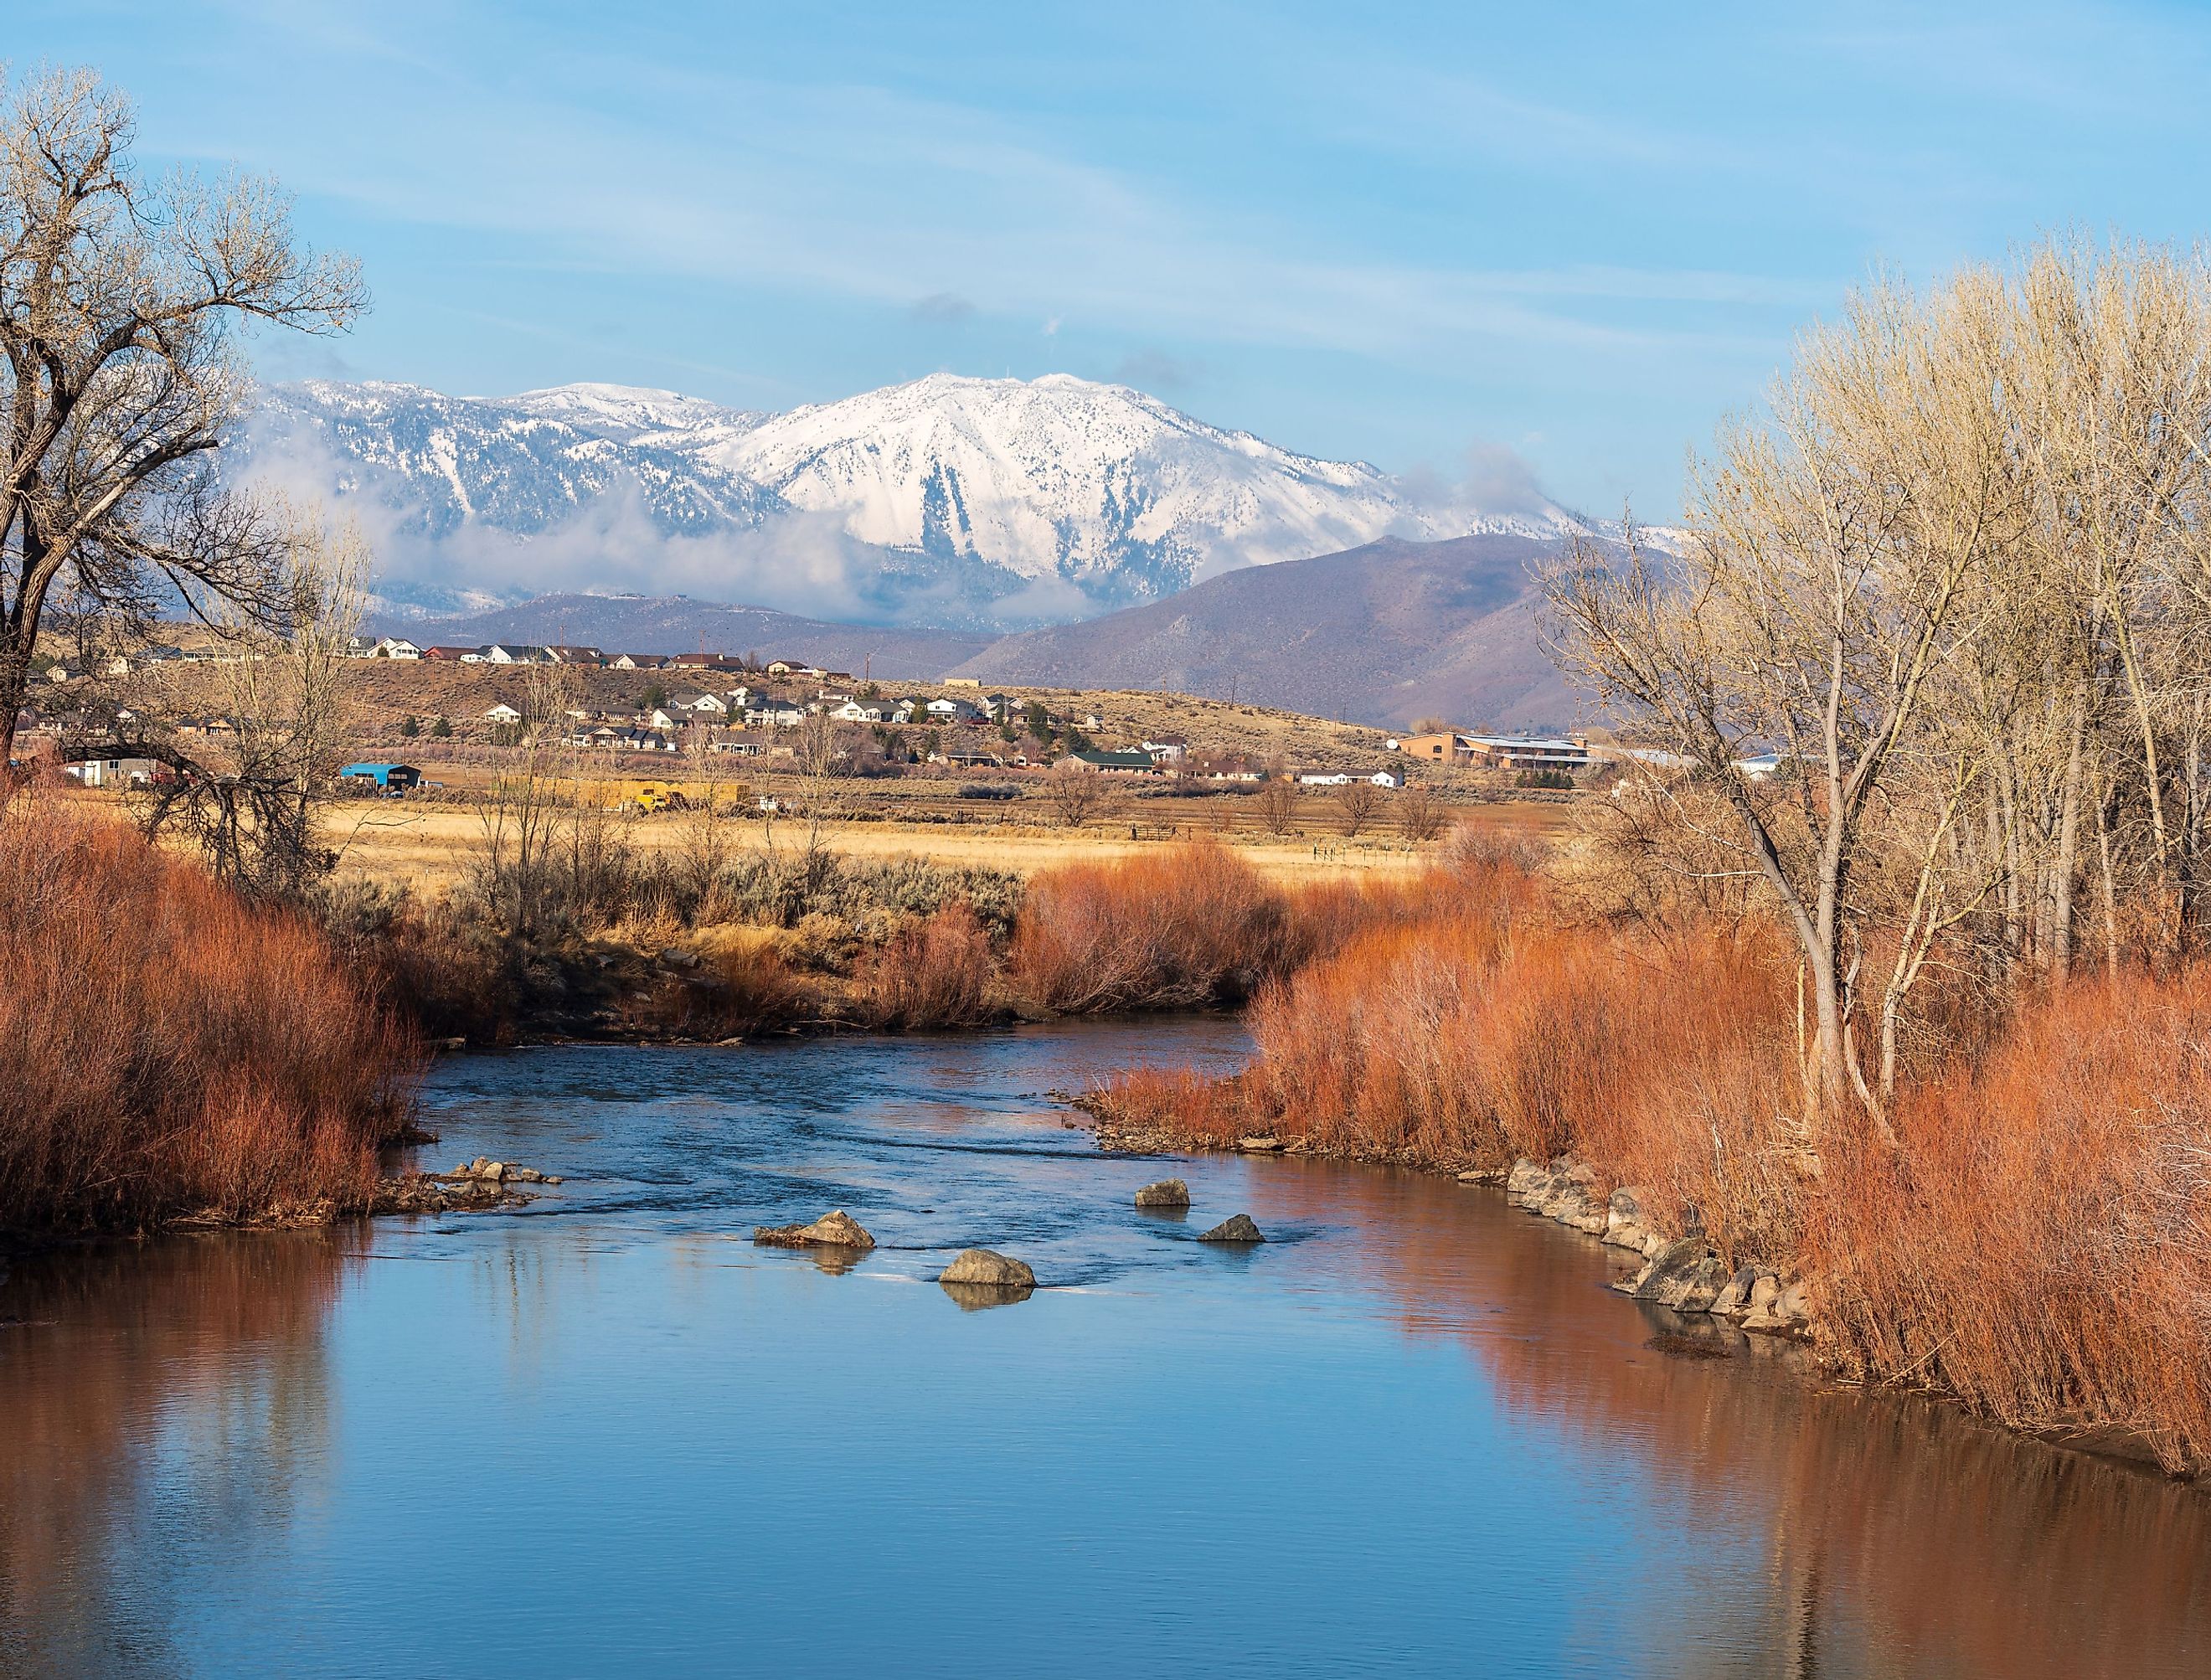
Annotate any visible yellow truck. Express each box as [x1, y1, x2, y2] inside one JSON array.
[[606, 779, 692, 815]]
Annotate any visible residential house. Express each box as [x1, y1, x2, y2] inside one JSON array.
[[372, 637, 423, 659], [832, 700, 884, 723], [1461, 733, 1590, 772], [64, 757, 169, 788], [482, 644, 554, 665], [1141, 734, 1188, 764], [543, 646, 604, 665], [420, 646, 475, 662], [610, 653, 657, 670], [1298, 769, 1402, 787], [1389, 730, 1592, 772], [745, 703, 807, 729], [926, 697, 982, 724], [484, 703, 523, 724], [929, 745, 1007, 768], [1063, 749, 1157, 775], [1389, 731, 1461, 762], [646, 707, 679, 730], [673, 693, 728, 714]]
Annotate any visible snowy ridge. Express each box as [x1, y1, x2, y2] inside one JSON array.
[[244, 373, 1589, 623]]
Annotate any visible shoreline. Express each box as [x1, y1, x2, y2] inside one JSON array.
[[1075, 1097, 2204, 1484]]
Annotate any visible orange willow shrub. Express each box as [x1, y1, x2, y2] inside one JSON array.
[[855, 902, 997, 1029], [1010, 841, 1299, 1013], [0, 810, 420, 1232], [1098, 848, 1802, 1260], [1806, 970, 2211, 1470]]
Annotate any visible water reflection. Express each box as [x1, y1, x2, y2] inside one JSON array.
[[1254, 1155, 2211, 1680], [0, 1023, 2204, 1678], [0, 1232, 353, 1677]]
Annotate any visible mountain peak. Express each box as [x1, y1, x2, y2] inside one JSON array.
[[245, 371, 1581, 626]]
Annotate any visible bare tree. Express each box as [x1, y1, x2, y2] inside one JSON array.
[[1399, 782, 1446, 844], [116, 506, 369, 897], [0, 68, 364, 770], [678, 728, 731, 919], [1336, 778, 1384, 837], [1547, 275, 2011, 1136], [474, 667, 573, 941], [1255, 770, 1298, 836], [1043, 761, 1109, 827]]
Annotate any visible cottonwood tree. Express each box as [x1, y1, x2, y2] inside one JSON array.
[[1548, 276, 2012, 1136], [0, 66, 363, 772]]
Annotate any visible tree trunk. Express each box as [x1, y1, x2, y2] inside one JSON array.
[[2052, 688, 2088, 977], [0, 630, 30, 775]]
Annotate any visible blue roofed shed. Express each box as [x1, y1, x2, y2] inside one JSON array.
[[338, 762, 422, 791]]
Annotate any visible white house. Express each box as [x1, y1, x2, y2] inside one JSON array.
[[673, 693, 728, 714], [373, 637, 423, 660], [484, 703, 523, 724], [927, 697, 981, 723], [745, 704, 807, 729], [832, 700, 884, 723], [1296, 768, 1404, 788], [64, 757, 165, 787]]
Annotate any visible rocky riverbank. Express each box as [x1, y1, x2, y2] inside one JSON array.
[[1493, 1157, 1814, 1337]]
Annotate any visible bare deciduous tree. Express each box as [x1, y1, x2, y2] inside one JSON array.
[[1043, 761, 1109, 827], [1398, 782, 1446, 845], [113, 506, 369, 898], [1255, 770, 1298, 836], [1336, 778, 1383, 837], [0, 67, 364, 770]]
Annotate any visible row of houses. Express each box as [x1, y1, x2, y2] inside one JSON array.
[[346, 639, 875, 682]]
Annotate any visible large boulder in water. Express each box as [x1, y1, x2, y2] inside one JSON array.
[[938, 1249, 1035, 1287], [1631, 1239, 1729, 1312], [753, 1209, 876, 1250], [1134, 1178, 1191, 1208], [1198, 1214, 1265, 1244]]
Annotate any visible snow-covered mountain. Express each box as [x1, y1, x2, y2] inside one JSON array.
[[244, 373, 1586, 625]]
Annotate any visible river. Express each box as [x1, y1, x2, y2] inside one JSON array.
[[3, 1018, 2207, 1677]]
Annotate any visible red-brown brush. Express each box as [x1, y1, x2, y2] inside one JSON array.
[[0, 808, 422, 1232]]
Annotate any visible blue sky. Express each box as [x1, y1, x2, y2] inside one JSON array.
[[18, 0, 2211, 518]]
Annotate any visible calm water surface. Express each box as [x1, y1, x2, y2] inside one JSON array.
[[3, 1018, 2208, 1678]]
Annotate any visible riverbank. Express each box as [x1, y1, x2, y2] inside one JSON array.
[[18, 1023, 2207, 1677], [1079, 843, 2211, 1479]]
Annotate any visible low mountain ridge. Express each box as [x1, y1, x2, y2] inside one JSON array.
[[383, 534, 1585, 731], [946, 533, 1580, 729]]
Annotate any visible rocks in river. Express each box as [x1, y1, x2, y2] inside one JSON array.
[[1134, 1178, 1192, 1208], [1456, 1166, 1507, 1186], [446, 1157, 563, 1186], [1631, 1239, 1730, 1313], [1603, 1187, 1652, 1252], [1198, 1214, 1266, 1244], [753, 1209, 877, 1250], [1237, 1136, 1283, 1153], [938, 1249, 1035, 1287], [1710, 1265, 1760, 1318]]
